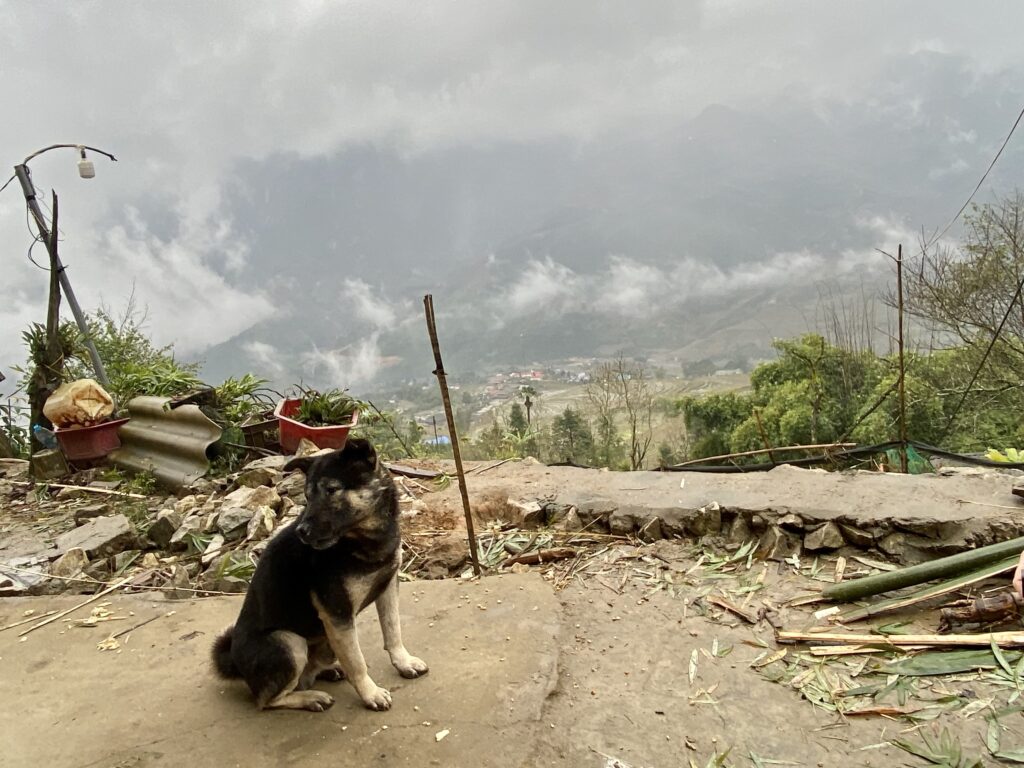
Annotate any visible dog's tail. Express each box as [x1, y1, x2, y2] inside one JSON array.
[[212, 627, 241, 679]]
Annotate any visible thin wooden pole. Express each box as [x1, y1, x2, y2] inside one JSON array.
[[896, 243, 909, 473], [671, 442, 857, 468], [423, 295, 481, 576]]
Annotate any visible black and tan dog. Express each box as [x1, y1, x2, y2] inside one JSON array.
[[211, 438, 427, 712]]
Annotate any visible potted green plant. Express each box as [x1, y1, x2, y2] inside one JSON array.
[[274, 387, 363, 453]]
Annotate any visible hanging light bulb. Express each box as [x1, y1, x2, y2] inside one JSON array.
[[77, 147, 95, 179]]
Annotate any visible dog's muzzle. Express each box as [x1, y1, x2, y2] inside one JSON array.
[[296, 521, 338, 550]]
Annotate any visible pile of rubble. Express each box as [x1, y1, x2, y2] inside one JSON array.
[[0, 445, 472, 600]]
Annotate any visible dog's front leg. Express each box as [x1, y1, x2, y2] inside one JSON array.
[[375, 574, 429, 679], [313, 596, 392, 711]]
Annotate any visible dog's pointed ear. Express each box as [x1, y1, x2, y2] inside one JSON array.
[[345, 437, 377, 468], [283, 455, 315, 475]]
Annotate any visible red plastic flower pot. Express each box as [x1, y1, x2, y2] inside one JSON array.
[[274, 398, 359, 454], [55, 418, 129, 461]]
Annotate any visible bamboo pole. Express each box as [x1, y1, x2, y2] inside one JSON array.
[[896, 244, 909, 473], [671, 442, 856, 468], [821, 536, 1024, 602], [423, 295, 481, 576], [834, 555, 1019, 622], [777, 629, 1024, 648]]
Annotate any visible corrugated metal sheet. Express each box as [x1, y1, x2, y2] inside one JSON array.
[[109, 396, 223, 489]]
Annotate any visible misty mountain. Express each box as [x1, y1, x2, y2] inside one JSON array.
[[197, 51, 1022, 389]]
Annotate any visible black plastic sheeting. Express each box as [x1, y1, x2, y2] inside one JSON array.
[[659, 441, 1024, 474]]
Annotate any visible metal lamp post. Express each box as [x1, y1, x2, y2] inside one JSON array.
[[11, 144, 117, 388]]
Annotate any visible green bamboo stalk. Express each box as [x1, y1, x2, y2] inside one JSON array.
[[836, 555, 1019, 622], [822, 536, 1024, 602]]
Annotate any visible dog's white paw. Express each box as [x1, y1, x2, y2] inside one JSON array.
[[361, 684, 393, 711], [302, 690, 335, 712], [394, 654, 429, 679]]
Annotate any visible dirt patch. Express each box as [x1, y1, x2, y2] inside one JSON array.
[[524, 540, 1024, 767]]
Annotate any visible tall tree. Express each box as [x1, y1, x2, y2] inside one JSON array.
[[508, 402, 528, 437], [901, 194, 1024, 441], [550, 407, 594, 465]]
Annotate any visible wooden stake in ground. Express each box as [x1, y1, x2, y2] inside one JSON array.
[[423, 295, 481, 576]]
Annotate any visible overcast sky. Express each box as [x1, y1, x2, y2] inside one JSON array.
[[2, 1, 1023, 395]]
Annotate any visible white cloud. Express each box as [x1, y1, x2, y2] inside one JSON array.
[[500, 257, 581, 317], [84, 205, 276, 356], [243, 340, 284, 377], [342, 279, 399, 330], [493, 216, 909, 319], [299, 335, 385, 388]]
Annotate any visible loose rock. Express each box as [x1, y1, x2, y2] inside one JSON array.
[[147, 510, 183, 549], [507, 498, 545, 528], [163, 564, 192, 600], [169, 516, 202, 551], [803, 521, 845, 551], [50, 547, 89, 578], [235, 467, 280, 489], [222, 485, 282, 513], [245, 506, 276, 542], [73, 502, 111, 525], [54, 514, 135, 559], [217, 507, 253, 538]]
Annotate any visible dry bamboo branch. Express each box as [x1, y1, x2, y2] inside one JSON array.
[[777, 629, 1024, 648], [19, 576, 133, 637], [503, 547, 577, 566], [706, 595, 759, 624], [0, 610, 58, 633], [10, 481, 147, 499]]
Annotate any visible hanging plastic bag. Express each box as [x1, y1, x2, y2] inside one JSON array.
[[43, 378, 115, 428]]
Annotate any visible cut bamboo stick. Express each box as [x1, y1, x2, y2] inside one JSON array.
[[707, 595, 759, 624], [19, 576, 133, 637], [808, 644, 929, 656], [834, 555, 1019, 623], [0, 610, 58, 633], [503, 547, 577, 566], [822, 536, 1024, 602], [777, 629, 1024, 648], [9, 480, 147, 499]]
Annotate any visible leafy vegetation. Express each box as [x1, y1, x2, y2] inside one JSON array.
[[678, 333, 1024, 464], [64, 302, 203, 405], [293, 387, 363, 427]]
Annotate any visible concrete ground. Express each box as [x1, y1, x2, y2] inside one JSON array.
[[4, 543, 1024, 768], [0, 574, 559, 768]]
